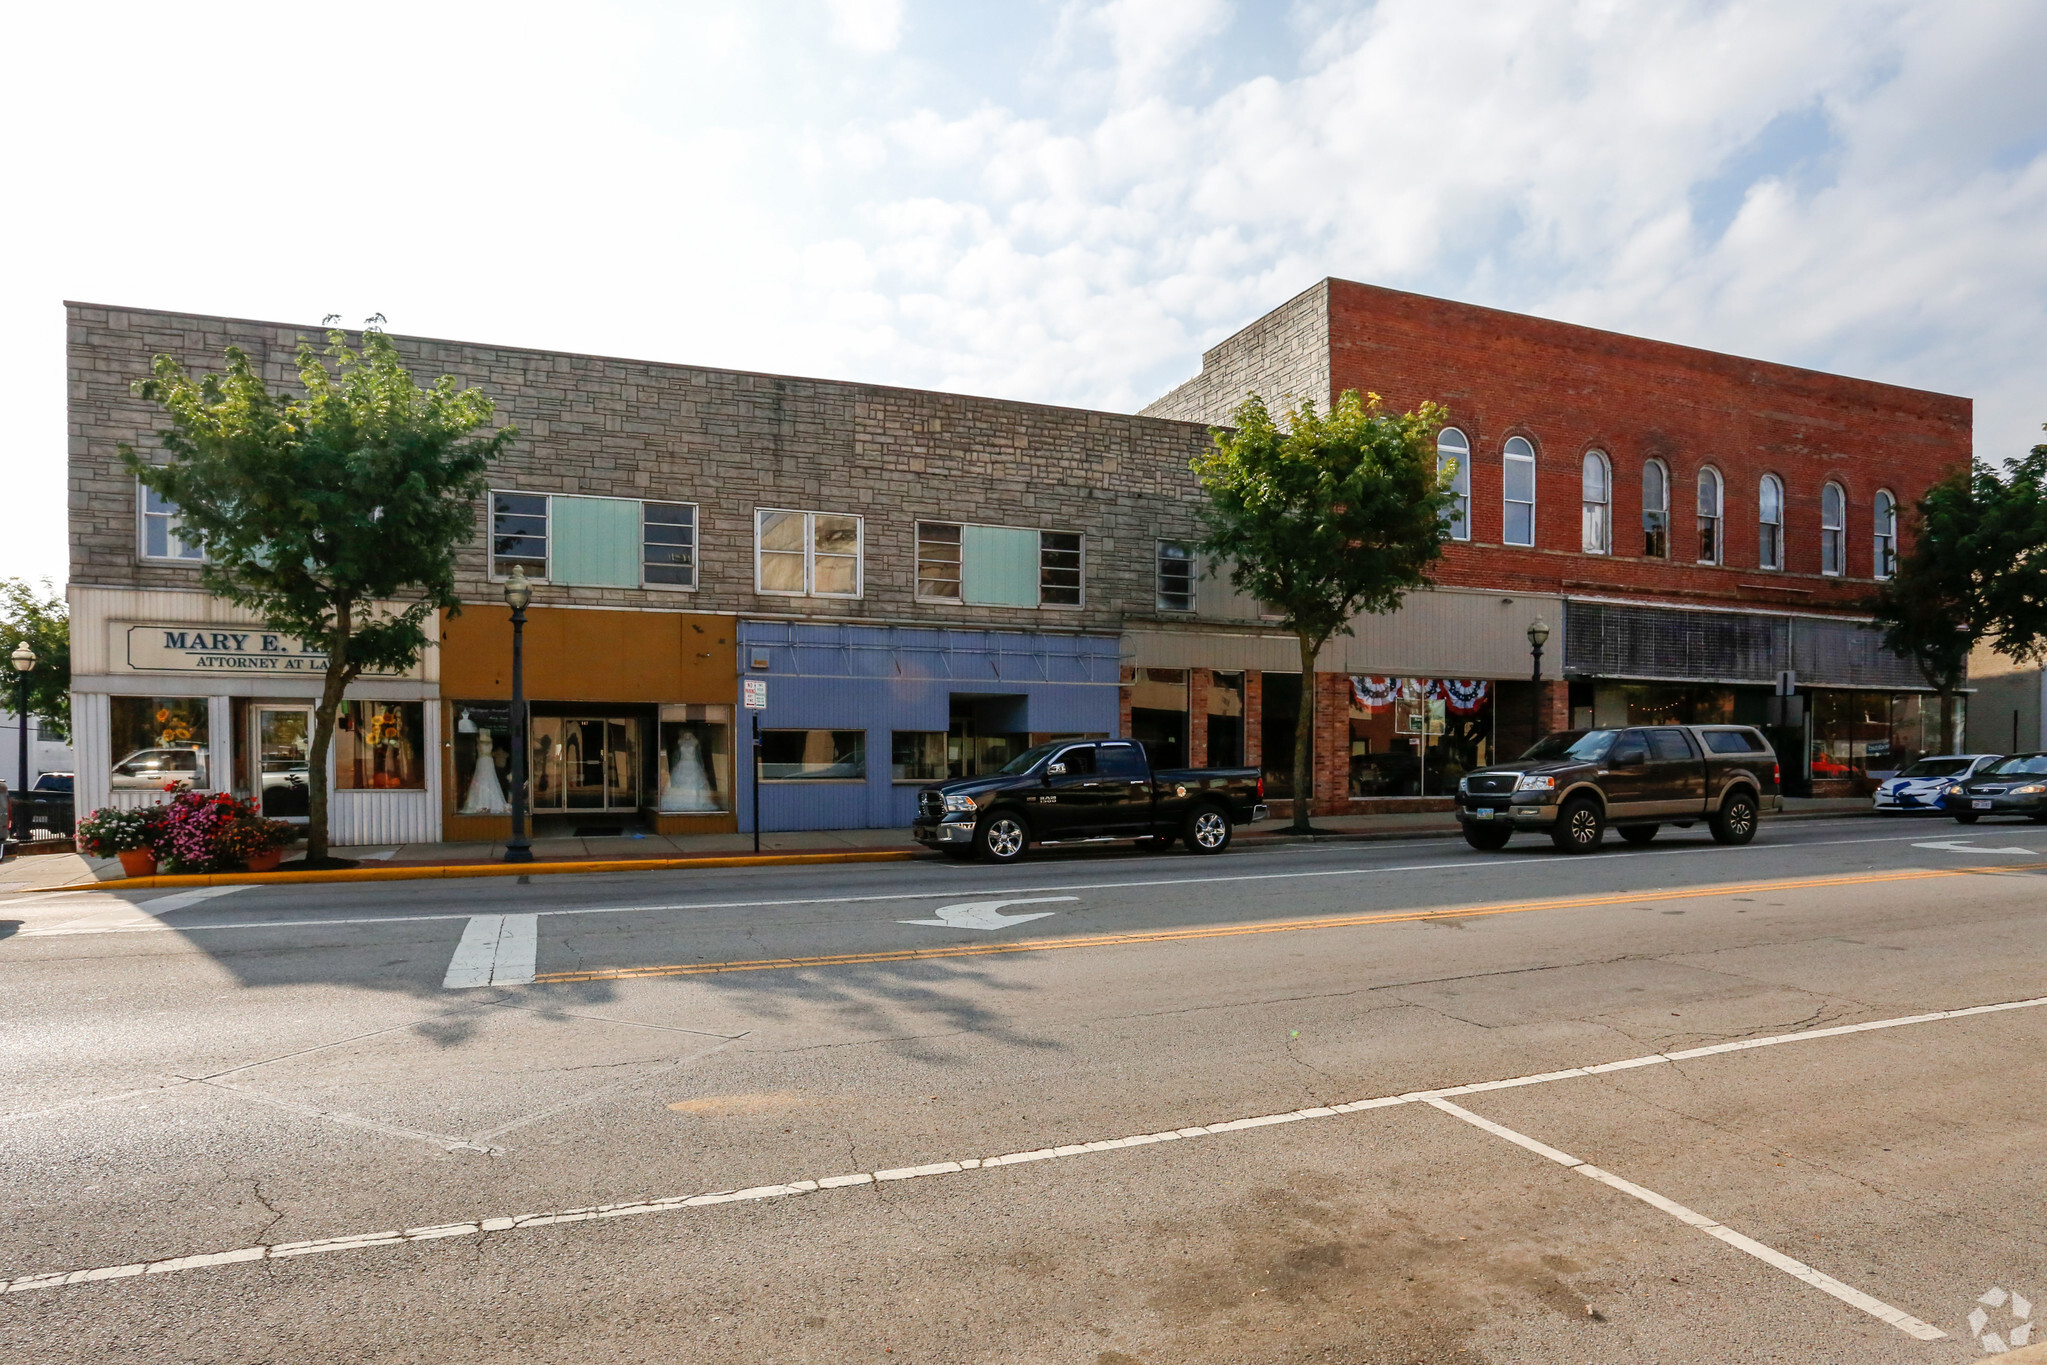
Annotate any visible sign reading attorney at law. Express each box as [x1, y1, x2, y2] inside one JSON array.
[[123, 624, 406, 677]]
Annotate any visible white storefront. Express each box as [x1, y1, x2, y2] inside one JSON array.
[[68, 586, 443, 846]]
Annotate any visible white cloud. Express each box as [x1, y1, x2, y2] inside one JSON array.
[[824, 0, 905, 53]]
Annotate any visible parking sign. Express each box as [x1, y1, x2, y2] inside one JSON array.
[[743, 678, 768, 710]]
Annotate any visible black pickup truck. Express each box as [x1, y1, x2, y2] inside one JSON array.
[[912, 739, 1268, 863], [5, 772, 75, 840], [1455, 726, 1781, 853]]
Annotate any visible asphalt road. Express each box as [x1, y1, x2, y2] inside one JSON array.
[[5, 813, 2047, 1363]]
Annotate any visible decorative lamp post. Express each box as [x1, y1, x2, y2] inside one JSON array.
[[1526, 618, 1551, 746], [503, 568, 533, 865], [8, 642, 34, 842]]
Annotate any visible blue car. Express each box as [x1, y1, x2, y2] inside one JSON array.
[[1871, 754, 2002, 813]]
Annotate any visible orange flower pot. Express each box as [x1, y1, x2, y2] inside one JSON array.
[[117, 849, 159, 877], [244, 848, 284, 874]]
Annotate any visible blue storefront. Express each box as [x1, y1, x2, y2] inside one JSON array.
[[735, 621, 1122, 831]]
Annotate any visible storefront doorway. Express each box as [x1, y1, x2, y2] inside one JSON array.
[[530, 716, 641, 812], [252, 705, 313, 820]]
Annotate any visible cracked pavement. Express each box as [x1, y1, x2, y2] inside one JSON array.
[[4, 815, 2047, 1362]]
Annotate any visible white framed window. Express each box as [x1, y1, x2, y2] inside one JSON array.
[[1580, 450, 1610, 554], [1156, 541, 1195, 612], [916, 522, 963, 602], [490, 491, 549, 579], [1502, 436, 1536, 546], [1697, 466, 1724, 565], [1642, 459, 1669, 558], [641, 501, 697, 588], [138, 482, 204, 562], [1820, 482, 1846, 576], [1040, 531, 1083, 607], [1873, 489, 1897, 580], [756, 509, 863, 598], [1436, 428, 1471, 540], [1757, 475, 1784, 570]]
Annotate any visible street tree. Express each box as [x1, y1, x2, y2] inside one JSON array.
[[1192, 390, 1455, 833], [124, 325, 515, 862], [0, 577, 70, 741], [1870, 441, 2047, 752]]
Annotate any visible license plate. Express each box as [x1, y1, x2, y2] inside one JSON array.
[[1973, 799, 1993, 810], [1474, 809, 1494, 819]]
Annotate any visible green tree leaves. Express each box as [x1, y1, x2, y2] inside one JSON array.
[[0, 577, 70, 742]]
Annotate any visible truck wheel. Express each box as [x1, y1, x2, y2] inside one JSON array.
[[1184, 805, 1233, 855], [1463, 825, 1511, 851], [1619, 825, 1659, 846], [1710, 791, 1758, 845], [975, 813, 1030, 864], [1550, 798, 1604, 853], [1953, 811, 1980, 824]]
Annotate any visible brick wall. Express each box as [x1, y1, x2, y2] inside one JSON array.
[[1187, 669, 1211, 766]]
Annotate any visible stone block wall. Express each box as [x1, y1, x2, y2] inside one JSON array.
[[1140, 281, 1330, 425]]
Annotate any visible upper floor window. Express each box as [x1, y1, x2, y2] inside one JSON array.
[[1697, 466, 1724, 565], [642, 501, 697, 588], [139, 482, 204, 562], [491, 492, 549, 578], [1757, 475, 1784, 570], [1642, 459, 1669, 558], [916, 522, 963, 601], [1873, 489, 1898, 580], [1040, 531, 1083, 607], [1581, 451, 1610, 554], [1156, 541, 1195, 612], [757, 509, 862, 598], [1437, 428, 1471, 540], [911, 521, 1081, 608], [1502, 436, 1536, 546], [1820, 482, 1846, 576]]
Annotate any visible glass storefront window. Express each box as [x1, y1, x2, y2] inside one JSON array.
[[528, 717, 641, 810], [1348, 678, 1494, 797], [336, 701, 425, 790], [1130, 668, 1189, 770], [1206, 671, 1245, 768], [762, 729, 866, 780], [453, 702, 513, 815], [659, 705, 731, 812], [109, 696, 211, 790], [892, 732, 948, 783]]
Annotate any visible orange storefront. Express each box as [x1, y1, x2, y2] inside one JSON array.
[[438, 607, 739, 841]]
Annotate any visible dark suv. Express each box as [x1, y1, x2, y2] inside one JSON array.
[[1456, 726, 1781, 853]]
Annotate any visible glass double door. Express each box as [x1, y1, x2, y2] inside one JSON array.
[[530, 717, 640, 811], [253, 706, 313, 819]]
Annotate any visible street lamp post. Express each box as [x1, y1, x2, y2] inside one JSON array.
[[503, 568, 533, 865], [1526, 618, 1551, 746], [8, 642, 34, 843]]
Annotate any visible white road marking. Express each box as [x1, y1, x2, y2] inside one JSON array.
[[898, 896, 1075, 931], [138, 885, 254, 913], [441, 914, 538, 988], [1912, 839, 2041, 855], [10, 990, 2042, 1298], [1420, 1097, 1944, 1340]]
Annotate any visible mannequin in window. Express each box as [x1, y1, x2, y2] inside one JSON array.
[[661, 730, 720, 812], [458, 711, 511, 815]]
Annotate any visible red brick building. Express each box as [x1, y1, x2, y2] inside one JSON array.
[[1140, 279, 1973, 807]]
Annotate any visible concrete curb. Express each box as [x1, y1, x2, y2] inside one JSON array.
[[32, 849, 921, 892], [1239, 805, 1875, 846]]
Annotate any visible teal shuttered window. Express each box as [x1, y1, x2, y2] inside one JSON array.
[[917, 521, 1083, 609], [552, 496, 644, 588], [490, 492, 695, 589], [962, 525, 1041, 607]]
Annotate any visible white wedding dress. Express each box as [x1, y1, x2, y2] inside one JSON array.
[[660, 731, 720, 812], [461, 728, 512, 815]]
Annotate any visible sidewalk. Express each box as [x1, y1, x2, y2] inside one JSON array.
[[2, 798, 1879, 891]]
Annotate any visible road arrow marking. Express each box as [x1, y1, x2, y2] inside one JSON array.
[[898, 896, 1077, 932], [1911, 840, 2042, 856]]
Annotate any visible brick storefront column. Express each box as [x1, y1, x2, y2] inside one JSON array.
[[1119, 665, 1134, 739], [1538, 679, 1569, 737], [1314, 672, 1351, 816], [1187, 669, 1210, 767], [1243, 670, 1263, 770]]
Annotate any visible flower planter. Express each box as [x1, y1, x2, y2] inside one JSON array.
[[244, 848, 284, 874], [117, 849, 159, 877]]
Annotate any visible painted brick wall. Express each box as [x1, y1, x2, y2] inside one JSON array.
[[68, 304, 1217, 634]]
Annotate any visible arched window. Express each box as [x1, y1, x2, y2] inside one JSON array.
[[1757, 475, 1784, 570], [1873, 489, 1897, 580], [1821, 482, 1846, 576], [1502, 436, 1536, 546], [1697, 467, 1724, 565], [1436, 428, 1471, 541], [1642, 459, 1669, 558], [1581, 451, 1610, 554]]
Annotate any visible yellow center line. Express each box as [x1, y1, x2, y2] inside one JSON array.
[[531, 861, 2047, 983]]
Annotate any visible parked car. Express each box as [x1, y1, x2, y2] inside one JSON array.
[[1872, 754, 2003, 814], [911, 738, 1267, 863], [6, 771, 75, 839], [1951, 753, 2047, 823], [1455, 725, 1782, 853]]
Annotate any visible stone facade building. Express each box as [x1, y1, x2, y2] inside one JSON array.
[[65, 281, 1973, 842]]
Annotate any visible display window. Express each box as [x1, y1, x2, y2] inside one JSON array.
[[891, 731, 947, 783], [1206, 671, 1246, 769], [336, 701, 425, 790], [761, 729, 866, 780], [1347, 677, 1494, 797], [109, 696, 212, 790], [1130, 668, 1189, 769], [453, 702, 514, 815], [659, 704, 732, 812]]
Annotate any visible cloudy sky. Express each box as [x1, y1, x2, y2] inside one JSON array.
[[5, 0, 2045, 586]]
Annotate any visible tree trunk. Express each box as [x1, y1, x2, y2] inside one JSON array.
[[303, 603, 356, 862], [1292, 631, 1320, 833]]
